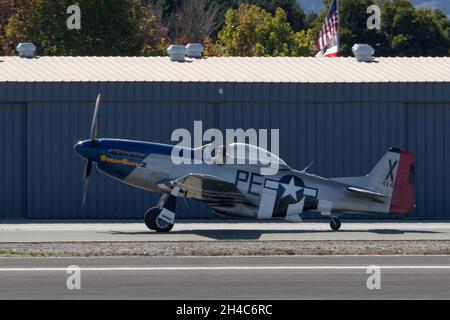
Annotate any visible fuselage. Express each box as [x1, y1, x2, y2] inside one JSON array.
[[74, 138, 390, 218]]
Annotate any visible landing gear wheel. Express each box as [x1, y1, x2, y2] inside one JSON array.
[[152, 214, 174, 233], [144, 207, 174, 233], [144, 207, 160, 230], [330, 218, 341, 231]]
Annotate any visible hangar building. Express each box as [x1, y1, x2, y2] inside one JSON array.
[[0, 56, 449, 219]]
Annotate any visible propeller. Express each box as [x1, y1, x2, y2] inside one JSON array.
[[82, 93, 101, 206], [91, 93, 101, 143], [82, 160, 92, 206]]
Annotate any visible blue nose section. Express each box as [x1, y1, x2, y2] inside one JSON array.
[[74, 140, 98, 160]]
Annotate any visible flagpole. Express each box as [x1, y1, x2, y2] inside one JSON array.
[[336, 0, 340, 56]]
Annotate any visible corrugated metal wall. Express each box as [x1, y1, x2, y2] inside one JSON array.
[[406, 102, 450, 218], [0, 103, 26, 218], [0, 81, 449, 219]]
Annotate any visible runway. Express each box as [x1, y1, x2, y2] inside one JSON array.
[[0, 256, 449, 299], [1, 220, 450, 242]]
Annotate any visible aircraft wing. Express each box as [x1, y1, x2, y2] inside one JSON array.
[[346, 186, 388, 199], [169, 174, 254, 206]]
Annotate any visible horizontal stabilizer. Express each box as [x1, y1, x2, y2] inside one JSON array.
[[333, 148, 416, 214], [346, 186, 388, 199]]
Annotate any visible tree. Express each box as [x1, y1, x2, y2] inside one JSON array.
[[310, 0, 385, 56], [166, 0, 221, 43], [5, 0, 151, 56], [139, 2, 170, 56], [310, 0, 450, 57], [247, 0, 306, 31], [381, 0, 450, 56], [150, 1, 247, 42], [304, 11, 318, 29], [212, 4, 314, 57], [153, 0, 307, 38], [0, 0, 14, 55]]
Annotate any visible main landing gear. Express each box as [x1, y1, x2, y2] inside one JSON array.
[[330, 217, 341, 231], [144, 187, 180, 233], [144, 207, 173, 232]]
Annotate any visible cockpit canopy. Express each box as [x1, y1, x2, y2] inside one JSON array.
[[195, 143, 290, 170]]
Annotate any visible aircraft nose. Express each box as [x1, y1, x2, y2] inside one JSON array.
[[74, 140, 97, 160]]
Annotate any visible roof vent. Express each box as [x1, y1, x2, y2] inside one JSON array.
[[167, 45, 186, 62], [185, 43, 204, 58], [352, 44, 374, 62], [16, 43, 36, 58]]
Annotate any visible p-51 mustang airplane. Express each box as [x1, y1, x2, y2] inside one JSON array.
[[75, 95, 416, 232]]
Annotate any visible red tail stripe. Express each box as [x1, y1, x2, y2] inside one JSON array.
[[389, 150, 416, 214]]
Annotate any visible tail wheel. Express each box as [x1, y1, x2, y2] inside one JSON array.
[[330, 218, 341, 231], [144, 207, 174, 232]]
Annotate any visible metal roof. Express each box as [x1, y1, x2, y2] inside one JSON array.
[[0, 56, 448, 83]]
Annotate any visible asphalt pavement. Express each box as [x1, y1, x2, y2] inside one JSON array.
[[1, 220, 449, 242], [0, 255, 449, 299]]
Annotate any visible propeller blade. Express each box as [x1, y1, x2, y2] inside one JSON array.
[[82, 94, 101, 206], [90, 93, 101, 143], [82, 160, 92, 206]]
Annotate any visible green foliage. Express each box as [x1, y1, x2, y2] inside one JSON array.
[[310, 0, 385, 56], [213, 4, 314, 56], [1, 0, 449, 57], [138, 2, 169, 56], [0, 0, 14, 55], [150, 0, 306, 41], [380, 0, 450, 56], [6, 0, 152, 56], [291, 29, 315, 56], [246, 0, 306, 31], [311, 0, 450, 57]]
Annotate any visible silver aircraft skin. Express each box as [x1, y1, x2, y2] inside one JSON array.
[[75, 95, 416, 232]]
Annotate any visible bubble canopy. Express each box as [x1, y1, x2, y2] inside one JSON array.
[[195, 142, 290, 169]]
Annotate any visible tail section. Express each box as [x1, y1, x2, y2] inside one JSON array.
[[390, 149, 416, 213], [366, 148, 416, 214], [334, 148, 416, 214]]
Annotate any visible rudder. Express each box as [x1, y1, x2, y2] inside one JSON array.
[[367, 148, 416, 214]]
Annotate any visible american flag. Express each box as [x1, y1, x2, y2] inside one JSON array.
[[316, 0, 339, 58]]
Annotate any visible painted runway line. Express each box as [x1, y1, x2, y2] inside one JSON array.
[[1, 265, 450, 272]]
